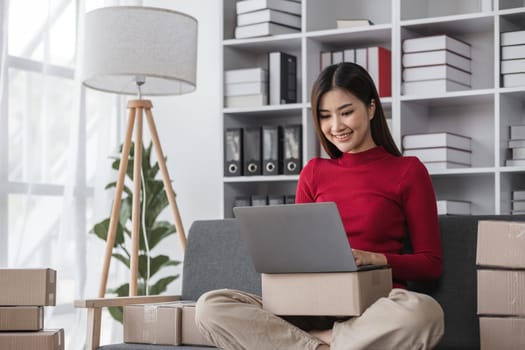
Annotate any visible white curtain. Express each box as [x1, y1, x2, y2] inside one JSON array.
[[0, 0, 125, 347]]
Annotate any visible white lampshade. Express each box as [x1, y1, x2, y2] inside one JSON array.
[[82, 6, 198, 96]]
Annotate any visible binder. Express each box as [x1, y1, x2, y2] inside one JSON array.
[[251, 195, 268, 206], [224, 128, 243, 176], [234, 196, 251, 207], [268, 194, 285, 205], [282, 124, 302, 175], [233, 196, 251, 217], [243, 127, 262, 176], [269, 51, 297, 104], [262, 125, 283, 175]]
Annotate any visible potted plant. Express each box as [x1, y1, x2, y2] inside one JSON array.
[[90, 142, 180, 322]]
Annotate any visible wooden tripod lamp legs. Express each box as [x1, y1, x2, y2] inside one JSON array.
[[98, 107, 136, 298], [97, 99, 186, 299], [145, 108, 187, 251]]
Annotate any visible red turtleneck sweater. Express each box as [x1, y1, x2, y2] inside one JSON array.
[[295, 146, 442, 288]]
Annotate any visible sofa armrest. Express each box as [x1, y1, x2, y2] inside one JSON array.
[[74, 295, 181, 350]]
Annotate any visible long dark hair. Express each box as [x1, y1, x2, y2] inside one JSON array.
[[311, 62, 401, 158]]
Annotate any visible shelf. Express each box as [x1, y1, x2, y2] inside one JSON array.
[[306, 24, 392, 47], [498, 6, 525, 15], [223, 35, 302, 53], [499, 87, 525, 98], [429, 167, 496, 176], [401, 89, 495, 102], [401, 12, 494, 33], [223, 103, 304, 115], [223, 175, 300, 183], [500, 166, 525, 173]]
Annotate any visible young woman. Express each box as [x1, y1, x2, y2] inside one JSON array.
[[195, 62, 444, 350]]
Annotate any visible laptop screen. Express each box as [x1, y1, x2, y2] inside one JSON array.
[[233, 202, 362, 274]]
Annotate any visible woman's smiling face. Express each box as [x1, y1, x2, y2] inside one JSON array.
[[318, 88, 376, 154]]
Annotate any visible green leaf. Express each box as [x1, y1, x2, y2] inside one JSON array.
[[108, 306, 123, 323], [107, 283, 129, 296], [89, 219, 125, 246], [112, 253, 130, 268], [138, 255, 180, 279], [119, 198, 132, 228], [149, 275, 179, 295], [147, 221, 176, 250], [146, 190, 170, 227]]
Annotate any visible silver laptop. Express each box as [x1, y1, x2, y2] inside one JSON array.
[[233, 202, 381, 274]]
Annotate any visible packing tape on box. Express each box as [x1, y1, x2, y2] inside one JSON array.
[[508, 223, 525, 264], [142, 304, 159, 343], [48, 270, 56, 305], [512, 223, 525, 238]]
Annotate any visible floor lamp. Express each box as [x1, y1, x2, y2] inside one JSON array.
[[82, 6, 198, 298]]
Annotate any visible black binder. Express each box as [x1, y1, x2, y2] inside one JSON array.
[[262, 125, 283, 175], [224, 128, 243, 176], [243, 126, 262, 176], [282, 124, 302, 175], [269, 51, 297, 105]]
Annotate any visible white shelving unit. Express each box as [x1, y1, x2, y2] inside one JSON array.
[[221, 0, 525, 218]]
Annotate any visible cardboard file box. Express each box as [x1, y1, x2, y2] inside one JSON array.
[[262, 268, 392, 316], [181, 303, 215, 346], [479, 317, 525, 350], [477, 269, 525, 316], [0, 329, 64, 350], [124, 302, 182, 345], [0, 268, 56, 306], [477, 221, 525, 268], [0, 306, 44, 331]]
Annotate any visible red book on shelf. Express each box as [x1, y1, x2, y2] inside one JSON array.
[[367, 46, 391, 97]]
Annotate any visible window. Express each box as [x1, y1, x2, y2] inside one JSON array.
[[1, 0, 119, 347]]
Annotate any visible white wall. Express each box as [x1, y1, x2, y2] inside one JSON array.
[[143, 0, 223, 293]]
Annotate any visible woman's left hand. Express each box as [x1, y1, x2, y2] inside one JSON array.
[[352, 249, 387, 266]]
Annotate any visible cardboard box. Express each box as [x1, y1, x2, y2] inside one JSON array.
[[181, 303, 215, 346], [0, 329, 64, 350], [0, 306, 44, 331], [123, 302, 181, 345], [262, 268, 392, 316], [477, 269, 525, 316], [477, 221, 525, 268], [0, 268, 56, 306], [480, 317, 525, 350]]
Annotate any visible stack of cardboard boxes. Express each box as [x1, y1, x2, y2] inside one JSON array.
[[476, 221, 525, 349], [0, 268, 64, 349], [123, 301, 213, 347]]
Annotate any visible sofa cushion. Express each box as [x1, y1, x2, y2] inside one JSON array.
[[181, 219, 261, 301]]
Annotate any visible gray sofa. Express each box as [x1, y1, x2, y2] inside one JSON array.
[[96, 215, 525, 350]]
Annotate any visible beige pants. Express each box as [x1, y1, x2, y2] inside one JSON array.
[[195, 288, 444, 350]]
